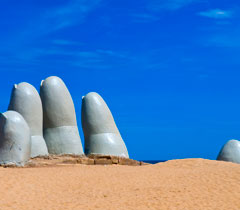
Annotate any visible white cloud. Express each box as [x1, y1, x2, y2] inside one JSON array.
[[198, 9, 233, 19]]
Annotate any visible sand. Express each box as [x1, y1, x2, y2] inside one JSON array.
[[0, 158, 239, 210]]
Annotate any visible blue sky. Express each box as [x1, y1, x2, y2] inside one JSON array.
[[0, 0, 240, 160]]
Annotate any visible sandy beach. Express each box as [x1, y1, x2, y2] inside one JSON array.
[[0, 158, 239, 210]]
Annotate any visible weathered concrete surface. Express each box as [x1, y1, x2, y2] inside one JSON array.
[[0, 111, 31, 166], [40, 76, 83, 155], [217, 139, 240, 164], [81, 92, 129, 158], [8, 82, 48, 157]]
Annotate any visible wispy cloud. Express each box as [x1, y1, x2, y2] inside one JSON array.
[[132, 0, 205, 24], [42, 0, 101, 32], [72, 60, 110, 69], [29, 47, 131, 69], [0, 0, 102, 67], [206, 35, 240, 48], [129, 0, 203, 23], [131, 13, 160, 23], [148, 0, 202, 11], [52, 39, 83, 46], [19, 0, 101, 40], [198, 9, 233, 19], [198, 74, 209, 79], [96, 50, 128, 58], [70, 49, 132, 69], [72, 49, 131, 69]]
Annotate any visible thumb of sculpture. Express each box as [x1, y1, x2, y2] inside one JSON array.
[[8, 82, 48, 157], [217, 139, 240, 164], [81, 92, 129, 158], [0, 111, 31, 166]]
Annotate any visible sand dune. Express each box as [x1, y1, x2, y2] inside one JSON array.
[[0, 158, 239, 210]]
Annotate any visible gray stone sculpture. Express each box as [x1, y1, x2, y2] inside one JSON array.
[[0, 111, 31, 166], [81, 92, 129, 158], [8, 82, 48, 157], [40, 76, 84, 155], [217, 139, 240, 164]]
